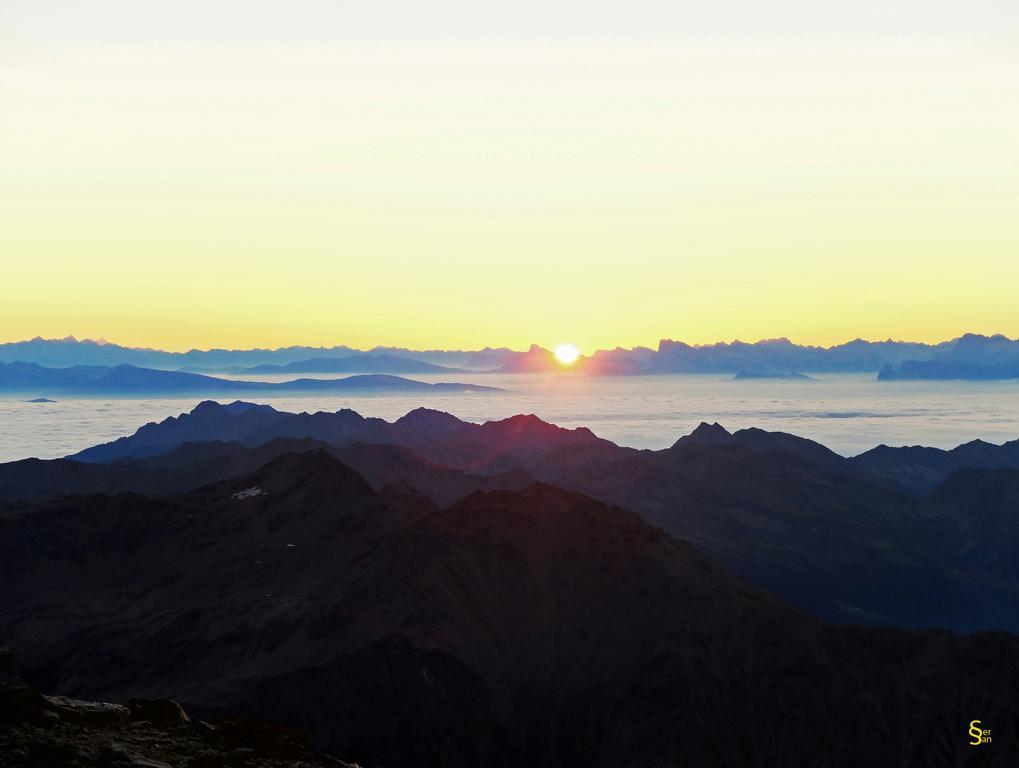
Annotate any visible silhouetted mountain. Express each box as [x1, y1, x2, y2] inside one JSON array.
[[2, 432, 531, 509], [262, 373, 501, 394], [852, 437, 1019, 494], [0, 362, 503, 397], [0, 437, 335, 504], [239, 354, 467, 375], [51, 401, 1019, 632], [69, 402, 610, 471], [491, 336, 970, 375], [71, 401, 290, 461], [879, 360, 1019, 380], [0, 336, 502, 371], [495, 343, 562, 373], [725, 426, 849, 472], [334, 443, 533, 506], [670, 421, 733, 448], [879, 334, 1019, 379], [411, 413, 611, 473], [648, 336, 936, 373], [583, 346, 657, 375], [4, 454, 1018, 766], [392, 406, 470, 442], [652, 421, 842, 468], [0, 361, 241, 394], [913, 468, 1019, 592], [0, 336, 174, 368], [536, 429, 910, 619], [13, 333, 1019, 375], [513, 422, 1017, 632]]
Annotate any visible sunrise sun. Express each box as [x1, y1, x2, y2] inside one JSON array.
[[554, 344, 580, 366]]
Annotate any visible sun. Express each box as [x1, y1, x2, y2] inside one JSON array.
[[554, 343, 581, 366]]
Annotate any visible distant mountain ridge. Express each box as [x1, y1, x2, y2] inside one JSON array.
[[0, 336, 511, 371], [235, 353, 466, 375], [6, 332, 1019, 376], [878, 333, 1019, 380], [851, 436, 1019, 493], [0, 361, 503, 397], [394, 334, 1019, 376]]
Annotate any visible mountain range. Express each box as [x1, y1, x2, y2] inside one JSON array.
[[2, 400, 1018, 636], [228, 354, 467, 375], [0, 361, 503, 397], [5, 401, 1019, 765], [5, 333, 1019, 378], [878, 332, 1019, 380], [0, 336, 504, 371], [4, 445, 1018, 766]]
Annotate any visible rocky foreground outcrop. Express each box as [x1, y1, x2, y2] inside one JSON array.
[[0, 650, 356, 768]]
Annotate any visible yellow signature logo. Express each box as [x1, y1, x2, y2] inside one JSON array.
[[969, 720, 992, 746]]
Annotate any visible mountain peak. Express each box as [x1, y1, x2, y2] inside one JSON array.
[[241, 449, 376, 500], [188, 400, 281, 418], [191, 400, 228, 415], [224, 400, 275, 414], [395, 407, 464, 430], [482, 413, 563, 437], [672, 421, 732, 449]]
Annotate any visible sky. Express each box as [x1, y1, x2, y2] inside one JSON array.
[[1, 0, 1017, 353]]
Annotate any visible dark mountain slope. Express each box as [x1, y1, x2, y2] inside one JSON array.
[[530, 428, 1019, 632], [334, 442, 533, 506], [241, 408, 391, 448], [2, 455, 1018, 766], [913, 468, 1019, 599], [405, 413, 616, 473], [51, 402, 1019, 631], [0, 457, 161, 503], [0, 437, 530, 509], [852, 438, 1019, 494], [71, 401, 290, 462], [0, 451, 397, 705], [0, 437, 325, 503]]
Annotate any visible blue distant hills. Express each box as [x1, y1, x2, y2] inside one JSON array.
[[0, 361, 504, 397], [878, 333, 1019, 381], [2, 333, 1019, 379], [0, 336, 496, 371], [232, 354, 467, 376]]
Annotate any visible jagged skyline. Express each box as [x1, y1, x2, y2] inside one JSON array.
[[4, 330, 1019, 385], [1, 330, 1016, 356]]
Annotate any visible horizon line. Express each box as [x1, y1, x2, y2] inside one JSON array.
[[1, 331, 1016, 358]]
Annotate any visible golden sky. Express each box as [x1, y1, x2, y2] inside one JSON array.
[[1, 1, 1017, 353]]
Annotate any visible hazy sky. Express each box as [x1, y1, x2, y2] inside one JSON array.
[[2, 1, 1017, 352]]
